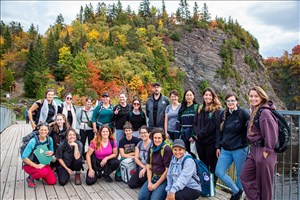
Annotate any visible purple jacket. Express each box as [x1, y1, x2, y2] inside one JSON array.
[[248, 101, 278, 154]]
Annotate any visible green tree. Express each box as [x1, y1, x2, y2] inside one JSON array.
[[45, 31, 59, 68], [201, 3, 211, 23]]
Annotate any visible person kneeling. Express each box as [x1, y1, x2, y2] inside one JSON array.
[[165, 139, 201, 200], [86, 125, 119, 185], [56, 128, 83, 185]]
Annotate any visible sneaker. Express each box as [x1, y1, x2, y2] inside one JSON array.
[[75, 173, 82, 185], [103, 174, 113, 183], [115, 175, 122, 182], [26, 176, 36, 188]]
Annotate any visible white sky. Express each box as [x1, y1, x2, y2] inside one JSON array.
[[1, 1, 299, 58]]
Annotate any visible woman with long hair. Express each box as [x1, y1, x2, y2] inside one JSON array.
[[215, 93, 250, 200], [49, 113, 70, 151], [177, 89, 198, 154], [86, 125, 119, 185], [58, 93, 79, 131], [28, 88, 58, 130], [193, 87, 222, 183], [127, 98, 146, 139], [240, 86, 278, 200]]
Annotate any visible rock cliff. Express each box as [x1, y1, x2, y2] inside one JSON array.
[[171, 28, 285, 109]]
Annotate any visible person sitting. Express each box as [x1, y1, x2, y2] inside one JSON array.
[[56, 128, 83, 185], [21, 123, 56, 188], [128, 126, 152, 188], [138, 128, 172, 200], [86, 125, 119, 184], [115, 122, 140, 182], [165, 139, 201, 200]]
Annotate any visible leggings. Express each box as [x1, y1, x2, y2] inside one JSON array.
[[57, 158, 83, 186]]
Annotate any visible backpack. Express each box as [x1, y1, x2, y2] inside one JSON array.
[[149, 143, 171, 166], [182, 155, 215, 197], [32, 100, 44, 124], [20, 131, 50, 162], [254, 107, 291, 153]]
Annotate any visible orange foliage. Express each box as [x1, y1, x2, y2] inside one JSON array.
[[292, 44, 300, 56], [86, 60, 104, 96], [209, 20, 218, 29]]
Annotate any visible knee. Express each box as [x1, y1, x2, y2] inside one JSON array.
[[46, 177, 57, 185], [215, 168, 224, 178], [58, 177, 69, 186], [109, 158, 120, 170], [86, 176, 97, 185]]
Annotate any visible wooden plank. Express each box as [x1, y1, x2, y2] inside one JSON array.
[[62, 181, 80, 200], [68, 175, 91, 200], [115, 181, 139, 199], [35, 180, 47, 199], [53, 185, 69, 200], [81, 173, 108, 200], [96, 179, 123, 199], [45, 185, 58, 200]]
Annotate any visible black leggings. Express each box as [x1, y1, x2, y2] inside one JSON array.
[[128, 167, 147, 188], [175, 187, 201, 200], [86, 154, 119, 185], [80, 129, 94, 150], [57, 158, 83, 186]]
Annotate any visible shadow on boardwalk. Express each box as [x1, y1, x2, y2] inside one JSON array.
[[0, 122, 231, 200]]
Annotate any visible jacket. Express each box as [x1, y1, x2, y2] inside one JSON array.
[[165, 152, 201, 194], [248, 101, 278, 154], [216, 107, 250, 150], [78, 106, 94, 130], [193, 107, 221, 145], [146, 94, 170, 129]]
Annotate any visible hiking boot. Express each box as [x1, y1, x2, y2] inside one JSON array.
[[103, 174, 113, 183], [75, 173, 82, 185], [26, 176, 36, 188], [230, 189, 243, 200], [115, 174, 122, 182]]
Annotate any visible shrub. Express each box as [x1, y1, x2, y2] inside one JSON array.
[[170, 32, 180, 41]]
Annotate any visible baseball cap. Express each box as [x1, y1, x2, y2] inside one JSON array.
[[102, 92, 109, 97], [173, 139, 186, 149], [151, 82, 161, 87]]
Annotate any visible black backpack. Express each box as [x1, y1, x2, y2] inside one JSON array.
[[254, 107, 291, 153]]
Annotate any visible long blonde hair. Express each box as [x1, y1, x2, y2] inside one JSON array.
[[199, 87, 222, 113], [248, 86, 270, 133], [92, 125, 115, 151]]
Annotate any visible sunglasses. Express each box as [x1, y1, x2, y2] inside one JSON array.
[[66, 97, 72, 100], [133, 103, 140, 105], [226, 99, 236, 103]]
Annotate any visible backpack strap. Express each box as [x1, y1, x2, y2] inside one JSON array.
[[181, 155, 201, 184], [109, 139, 114, 153], [149, 144, 167, 167]]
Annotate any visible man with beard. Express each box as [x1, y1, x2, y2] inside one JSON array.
[[146, 82, 170, 130]]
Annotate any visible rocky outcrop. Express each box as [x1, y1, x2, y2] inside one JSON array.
[[171, 28, 285, 109]]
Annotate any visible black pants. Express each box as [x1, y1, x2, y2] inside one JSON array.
[[86, 154, 119, 185], [57, 158, 83, 186], [175, 187, 201, 200], [80, 129, 94, 150], [195, 141, 218, 183], [128, 167, 147, 188]]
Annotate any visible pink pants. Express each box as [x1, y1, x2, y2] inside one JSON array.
[[24, 165, 56, 185]]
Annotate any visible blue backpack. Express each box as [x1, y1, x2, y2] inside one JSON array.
[[182, 155, 215, 197]]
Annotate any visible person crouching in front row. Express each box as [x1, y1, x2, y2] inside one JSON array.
[[86, 125, 119, 184], [56, 128, 83, 185]]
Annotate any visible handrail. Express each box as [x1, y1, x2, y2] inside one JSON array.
[[0, 105, 16, 133]]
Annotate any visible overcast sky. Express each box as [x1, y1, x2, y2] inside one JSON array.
[[1, 1, 299, 58]]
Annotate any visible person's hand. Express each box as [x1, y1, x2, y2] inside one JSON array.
[[114, 107, 121, 115], [216, 149, 220, 158], [139, 168, 146, 178], [263, 151, 269, 158], [88, 169, 95, 178], [148, 182, 154, 191], [31, 122, 36, 130], [151, 183, 158, 191], [166, 192, 175, 200], [69, 142, 78, 148], [66, 167, 73, 174], [166, 133, 170, 139], [188, 137, 194, 143], [36, 164, 45, 169], [45, 151, 54, 156], [100, 158, 107, 167], [93, 128, 98, 134]]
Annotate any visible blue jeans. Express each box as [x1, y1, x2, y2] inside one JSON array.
[[138, 180, 167, 200], [215, 147, 248, 194], [114, 129, 125, 147]]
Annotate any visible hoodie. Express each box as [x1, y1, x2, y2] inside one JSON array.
[[248, 101, 278, 154], [165, 152, 201, 194]]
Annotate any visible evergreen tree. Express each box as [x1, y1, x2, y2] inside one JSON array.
[[202, 3, 211, 23], [139, 0, 150, 18], [45, 31, 59, 68], [77, 6, 84, 23], [55, 14, 64, 25], [161, 0, 169, 27], [28, 23, 37, 40], [192, 2, 200, 25]]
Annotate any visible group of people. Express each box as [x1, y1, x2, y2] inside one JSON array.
[[21, 83, 279, 200]]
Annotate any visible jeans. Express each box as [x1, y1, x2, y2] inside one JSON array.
[[114, 129, 125, 147], [215, 147, 248, 194], [138, 180, 167, 200]]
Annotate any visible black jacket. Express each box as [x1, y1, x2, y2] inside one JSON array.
[[215, 107, 250, 150]]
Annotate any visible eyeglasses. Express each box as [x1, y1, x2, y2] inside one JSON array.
[[133, 103, 140, 105], [140, 132, 148, 135], [226, 100, 236, 103], [66, 97, 72, 100]]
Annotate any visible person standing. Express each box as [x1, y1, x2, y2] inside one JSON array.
[[146, 82, 170, 130], [215, 93, 250, 200], [78, 97, 94, 153], [177, 89, 198, 154], [112, 93, 131, 146], [164, 90, 181, 141], [58, 93, 79, 131], [193, 87, 222, 183], [127, 98, 146, 138], [240, 86, 278, 200], [28, 88, 58, 130], [25, 107, 29, 124]]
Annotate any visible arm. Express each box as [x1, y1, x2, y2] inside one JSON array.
[[58, 158, 73, 174], [92, 105, 100, 133], [134, 147, 145, 168], [22, 139, 44, 169], [119, 148, 135, 158], [215, 110, 224, 153], [28, 102, 39, 129], [152, 167, 168, 190], [164, 112, 169, 138], [86, 147, 95, 178]]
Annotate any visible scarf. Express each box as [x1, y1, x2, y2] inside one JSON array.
[[38, 99, 58, 124], [62, 102, 77, 130], [151, 141, 166, 153]]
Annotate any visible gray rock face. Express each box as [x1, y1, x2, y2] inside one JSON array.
[[171, 28, 285, 109]]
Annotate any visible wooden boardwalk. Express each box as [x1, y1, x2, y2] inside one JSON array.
[[0, 121, 231, 200]]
